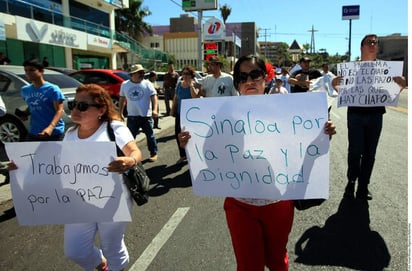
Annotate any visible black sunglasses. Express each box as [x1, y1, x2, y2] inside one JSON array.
[[68, 101, 102, 112], [238, 69, 265, 84], [365, 39, 378, 46]]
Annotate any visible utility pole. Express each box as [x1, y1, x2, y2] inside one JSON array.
[[260, 28, 271, 58], [307, 25, 318, 54], [197, 10, 203, 71]]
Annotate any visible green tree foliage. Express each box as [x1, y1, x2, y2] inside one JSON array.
[[273, 42, 291, 67], [115, 0, 153, 42]]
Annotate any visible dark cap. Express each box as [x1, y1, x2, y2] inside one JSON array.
[[207, 56, 223, 64], [299, 56, 311, 63]]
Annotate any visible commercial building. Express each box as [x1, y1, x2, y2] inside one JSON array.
[[377, 33, 408, 80], [144, 14, 258, 72], [0, 0, 166, 70]]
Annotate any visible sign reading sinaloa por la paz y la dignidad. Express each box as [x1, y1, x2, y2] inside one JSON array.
[[336, 61, 403, 107], [181, 92, 330, 201]]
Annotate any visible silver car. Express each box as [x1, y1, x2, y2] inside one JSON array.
[[0, 66, 80, 142]]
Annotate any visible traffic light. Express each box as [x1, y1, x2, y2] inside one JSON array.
[[204, 43, 218, 61]]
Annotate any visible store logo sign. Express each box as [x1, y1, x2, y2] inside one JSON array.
[[207, 22, 221, 35], [49, 29, 79, 47], [27, 21, 48, 42], [204, 17, 225, 41]]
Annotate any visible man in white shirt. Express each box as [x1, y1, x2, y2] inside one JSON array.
[[119, 64, 159, 162], [279, 67, 291, 93], [200, 56, 238, 97]]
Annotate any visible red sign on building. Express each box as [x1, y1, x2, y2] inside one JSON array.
[[204, 42, 218, 60]]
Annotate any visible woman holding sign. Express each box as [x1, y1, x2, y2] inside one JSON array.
[[63, 84, 142, 271], [178, 55, 336, 271], [171, 65, 200, 164]]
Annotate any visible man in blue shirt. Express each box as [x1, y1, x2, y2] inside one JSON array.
[[20, 58, 65, 141]]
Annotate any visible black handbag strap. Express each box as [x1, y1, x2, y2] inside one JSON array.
[[106, 121, 124, 157]]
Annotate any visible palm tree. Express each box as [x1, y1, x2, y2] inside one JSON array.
[[220, 4, 231, 24], [219, 4, 231, 57], [302, 43, 311, 54], [115, 0, 153, 42]]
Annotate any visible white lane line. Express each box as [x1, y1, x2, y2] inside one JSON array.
[[129, 207, 190, 271]]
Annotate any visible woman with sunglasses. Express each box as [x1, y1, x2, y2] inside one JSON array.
[[64, 84, 142, 271], [178, 55, 336, 271], [171, 65, 200, 164]]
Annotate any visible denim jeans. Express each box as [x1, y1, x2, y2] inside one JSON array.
[[127, 116, 158, 156], [346, 111, 383, 187]]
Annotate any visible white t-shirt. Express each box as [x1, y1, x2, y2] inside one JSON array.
[[310, 71, 338, 97], [279, 74, 291, 92], [120, 79, 156, 117], [64, 120, 134, 150], [202, 72, 238, 97], [64, 120, 134, 207]]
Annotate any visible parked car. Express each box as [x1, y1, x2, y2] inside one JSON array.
[[46, 67, 78, 75], [144, 71, 165, 98], [68, 69, 130, 108], [0, 65, 80, 142]]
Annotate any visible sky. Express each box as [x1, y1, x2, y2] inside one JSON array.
[[141, 0, 408, 60]]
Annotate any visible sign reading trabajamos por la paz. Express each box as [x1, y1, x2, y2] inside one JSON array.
[[5, 142, 132, 225], [336, 61, 403, 107], [181, 92, 330, 201]]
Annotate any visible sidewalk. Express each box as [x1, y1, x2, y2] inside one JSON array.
[[0, 98, 176, 204]]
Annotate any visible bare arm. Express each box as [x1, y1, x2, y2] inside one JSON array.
[[331, 76, 343, 92], [151, 95, 158, 119], [107, 141, 143, 173], [39, 101, 64, 136], [119, 96, 126, 120], [393, 76, 407, 91]]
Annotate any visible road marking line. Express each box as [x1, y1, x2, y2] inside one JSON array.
[[388, 106, 408, 113], [129, 207, 190, 271]]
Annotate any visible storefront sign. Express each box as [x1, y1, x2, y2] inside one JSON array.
[[88, 34, 112, 49], [16, 16, 87, 50]]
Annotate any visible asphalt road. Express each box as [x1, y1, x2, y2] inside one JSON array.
[[0, 90, 408, 271]]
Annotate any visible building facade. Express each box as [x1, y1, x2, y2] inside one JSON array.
[[145, 14, 258, 72], [377, 34, 408, 81], [0, 0, 166, 70]]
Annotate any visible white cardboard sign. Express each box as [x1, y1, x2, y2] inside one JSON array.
[[181, 92, 330, 200], [337, 61, 403, 107], [5, 142, 132, 225]]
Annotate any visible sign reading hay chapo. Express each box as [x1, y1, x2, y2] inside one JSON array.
[[337, 61, 403, 107], [5, 142, 132, 225], [181, 92, 330, 200]]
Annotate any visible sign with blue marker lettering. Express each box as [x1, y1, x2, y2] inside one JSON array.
[[181, 92, 330, 200], [5, 142, 132, 225], [336, 61, 403, 107]]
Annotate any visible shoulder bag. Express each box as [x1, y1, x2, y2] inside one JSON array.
[[107, 122, 150, 206]]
